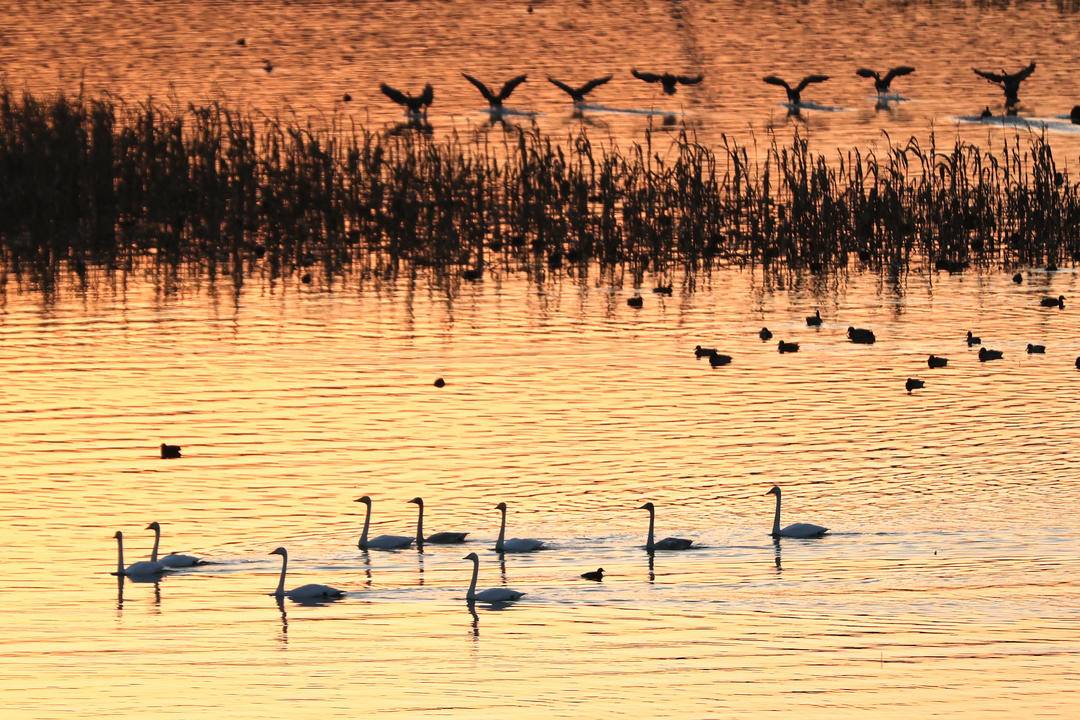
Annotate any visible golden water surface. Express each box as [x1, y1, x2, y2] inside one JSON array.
[[1, 1, 1080, 718]]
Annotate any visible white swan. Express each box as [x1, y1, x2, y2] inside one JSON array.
[[355, 496, 413, 550], [269, 547, 345, 601], [408, 497, 469, 546], [494, 502, 545, 553], [463, 552, 525, 604], [640, 502, 694, 550], [146, 522, 203, 567], [766, 486, 828, 538], [113, 531, 166, 577]]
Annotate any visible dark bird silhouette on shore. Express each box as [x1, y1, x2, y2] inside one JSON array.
[[1040, 294, 1065, 308], [631, 69, 703, 95], [581, 568, 605, 581], [856, 66, 915, 94], [548, 75, 612, 104], [380, 83, 434, 118], [463, 73, 527, 110], [905, 378, 925, 393], [763, 74, 830, 105], [966, 331, 981, 346], [979, 347, 1004, 362], [973, 62, 1036, 107], [160, 443, 181, 459], [980, 106, 994, 119], [928, 355, 949, 369], [778, 340, 800, 354], [708, 351, 732, 367], [1026, 343, 1046, 354]]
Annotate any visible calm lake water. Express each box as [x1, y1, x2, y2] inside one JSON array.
[[3, 0, 1080, 156], [2, 1, 1080, 718], [1, 264, 1079, 718]]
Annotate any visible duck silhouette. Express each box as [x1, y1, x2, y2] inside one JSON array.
[[694, 345, 717, 358], [927, 355, 948, 369], [855, 66, 915, 94], [806, 309, 823, 327], [979, 347, 1004, 362], [759, 327, 773, 341], [1026, 343, 1046, 354], [905, 378, 925, 393], [463, 73, 527, 110], [548, 75, 612, 104], [160, 443, 181, 459], [1040, 295, 1065, 309], [631, 69, 703, 95], [847, 327, 876, 344], [380, 83, 434, 118], [708, 351, 732, 367], [966, 331, 981, 346], [763, 74, 830, 105], [973, 61, 1036, 107], [581, 568, 604, 581], [778, 340, 800, 354]]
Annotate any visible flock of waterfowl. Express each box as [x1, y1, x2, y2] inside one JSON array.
[[687, 287, 1076, 391], [111, 487, 823, 604], [364, 61, 1080, 124]]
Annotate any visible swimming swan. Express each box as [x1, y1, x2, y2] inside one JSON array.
[[408, 497, 468, 546], [269, 547, 345, 601], [113, 531, 166, 577], [146, 522, 203, 567], [464, 552, 525, 604], [639, 502, 693, 551], [355, 496, 414, 550], [494, 502, 545, 553], [766, 486, 828, 538]]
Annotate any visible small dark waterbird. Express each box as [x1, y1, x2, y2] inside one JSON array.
[[905, 378, 925, 393], [1071, 106, 1080, 125], [979, 347, 1004, 362], [627, 295, 643, 308], [1040, 294, 1065, 308], [708, 351, 732, 367], [631, 69, 703, 95], [581, 568, 605, 581], [462, 73, 527, 110], [806, 309, 823, 327], [763, 74, 830, 105], [653, 284, 673, 295], [1026, 343, 1046, 354], [380, 83, 434, 118], [778, 340, 800, 354], [759, 327, 773, 341], [855, 66, 915, 94], [973, 61, 1036, 107], [1013, 272, 1023, 284], [261, 59, 274, 74], [694, 345, 717, 358], [966, 331, 981, 346], [434, 378, 446, 388], [928, 355, 949, 369], [160, 443, 181, 459], [847, 327, 876, 344], [548, 75, 612, 104]]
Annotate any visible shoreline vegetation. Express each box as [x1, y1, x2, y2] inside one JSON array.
[[0, 86, 1078, 291]]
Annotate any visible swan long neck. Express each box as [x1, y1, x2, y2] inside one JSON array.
[[495, 507, 506, 552], [466, 556, 479, 601], [150, 526, 160, 563], [772, 492, 782, 537], [646, 507, 655, 550], [116, 535, 124, 574], [275, 552, 287, 596], [415, 502, 424, 546], [359, 503, 371, 548]]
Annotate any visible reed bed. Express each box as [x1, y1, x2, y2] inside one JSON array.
[[1, 85, 1078, 289]]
